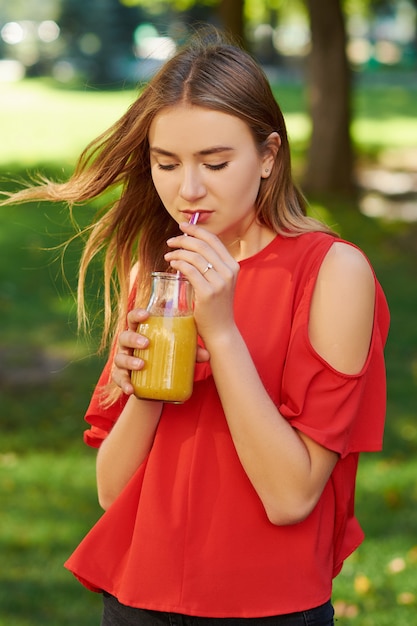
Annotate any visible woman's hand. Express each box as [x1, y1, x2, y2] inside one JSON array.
[[164, 222, 240, 343], [112, 308, 150, 396], [112, 303, 211, 396]]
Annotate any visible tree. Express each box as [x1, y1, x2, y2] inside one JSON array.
[[118, 0, 246, 44], [58, 0, 145, 84], [303, 0, 354, 195], [218, 0, 246, 45]]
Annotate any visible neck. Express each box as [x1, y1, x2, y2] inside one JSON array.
[[221, 221, 276, 262]]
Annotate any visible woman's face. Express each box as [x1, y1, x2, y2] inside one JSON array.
[[148, 105, 273, 242]]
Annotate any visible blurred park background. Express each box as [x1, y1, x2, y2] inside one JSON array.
[[1, 0, 417, 624]]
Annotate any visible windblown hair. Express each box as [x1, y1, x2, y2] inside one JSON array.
[[1, 28, 334, 392]]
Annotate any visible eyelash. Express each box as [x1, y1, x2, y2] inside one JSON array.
[[207, 162, 229, 171], [157, 164, 176, 171], [157, 162, 229, 172]]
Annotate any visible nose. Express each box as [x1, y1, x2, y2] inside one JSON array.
[[179, 166, 206, 202]]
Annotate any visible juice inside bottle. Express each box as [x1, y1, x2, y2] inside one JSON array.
[[131, 216, 199, 403], [131, 315, 196, 402]]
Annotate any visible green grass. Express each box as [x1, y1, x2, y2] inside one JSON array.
[[1, 77, 417, 624], [0, 80, 135, 168]]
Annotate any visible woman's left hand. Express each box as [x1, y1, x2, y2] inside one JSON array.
[[164, 222, 239, 342]]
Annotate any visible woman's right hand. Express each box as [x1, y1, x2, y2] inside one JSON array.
[[112, 308, 150, 395]]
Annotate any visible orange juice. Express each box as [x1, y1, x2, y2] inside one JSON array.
[[131, 314, 197, 402]]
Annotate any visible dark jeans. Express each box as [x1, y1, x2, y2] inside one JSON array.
[[101, 593, 334, 626]]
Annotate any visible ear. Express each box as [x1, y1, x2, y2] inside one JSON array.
[[261, 132, 281, 178]]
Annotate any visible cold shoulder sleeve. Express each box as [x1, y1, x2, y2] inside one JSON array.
[[279, 245, 390, 458]]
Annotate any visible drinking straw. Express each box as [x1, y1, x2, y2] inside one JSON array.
[[176, 212, 200, 277], [188, 212, 200, 227], [173, 212, 200, 307]]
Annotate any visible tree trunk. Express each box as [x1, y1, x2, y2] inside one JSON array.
[[303, 0, 354, 195], [218, 0, 246, 47]]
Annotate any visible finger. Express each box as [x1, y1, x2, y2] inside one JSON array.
[[112, 348, 145, 395], [118, 329, 149, 352], [165, 248, 216, 274], [177, 223, 239, 265], [114, 351, 144, 372], [167, 226, 222, 257], [166, 231, 239, 278], [165, 252, 236, 291], [126, 307, 150, 331], [165, 241, 234, 280], [111, 366, 135, 396], [196, 346, 210, 363]]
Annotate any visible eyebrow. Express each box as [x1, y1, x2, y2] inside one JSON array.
[[150, 146, 235, 157]]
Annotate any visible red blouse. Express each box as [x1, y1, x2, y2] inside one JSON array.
[[65, 232, 390, 617]]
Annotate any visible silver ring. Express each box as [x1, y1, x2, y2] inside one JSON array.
[[202, 262, 213, 275]]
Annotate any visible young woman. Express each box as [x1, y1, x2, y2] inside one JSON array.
[[3, 29, 389, 626]]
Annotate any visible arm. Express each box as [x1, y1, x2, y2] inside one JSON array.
[[95, 306, 163, 511], [99, 291, 211, 511], [205, 329, 338, 525], [166, 230, 375, 525], [96, 393, 162, 511]]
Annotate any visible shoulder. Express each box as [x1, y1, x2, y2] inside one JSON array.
[[327, 240, 372, 269], [309, 242, 376, 375], [281, 234, 371, 297], [319, 241, 375, 288]]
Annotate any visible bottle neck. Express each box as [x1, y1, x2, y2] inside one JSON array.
[[148, 272, 193, 315]]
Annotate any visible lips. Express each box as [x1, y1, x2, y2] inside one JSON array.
[[182, 210, 212, 223]]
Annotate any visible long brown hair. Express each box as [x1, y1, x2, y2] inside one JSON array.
[[1, 28, 334, 370]]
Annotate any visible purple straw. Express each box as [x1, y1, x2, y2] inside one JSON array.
[[188, 212, 200, 225], [175, 212, 200, 280]]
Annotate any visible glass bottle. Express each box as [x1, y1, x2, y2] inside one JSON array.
[[131, 272, 197, 403]]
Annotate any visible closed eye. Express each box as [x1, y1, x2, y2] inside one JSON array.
[[157, 163, 177, 171], [206, 162, 229, 171], [157, 162, 229, 172]]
